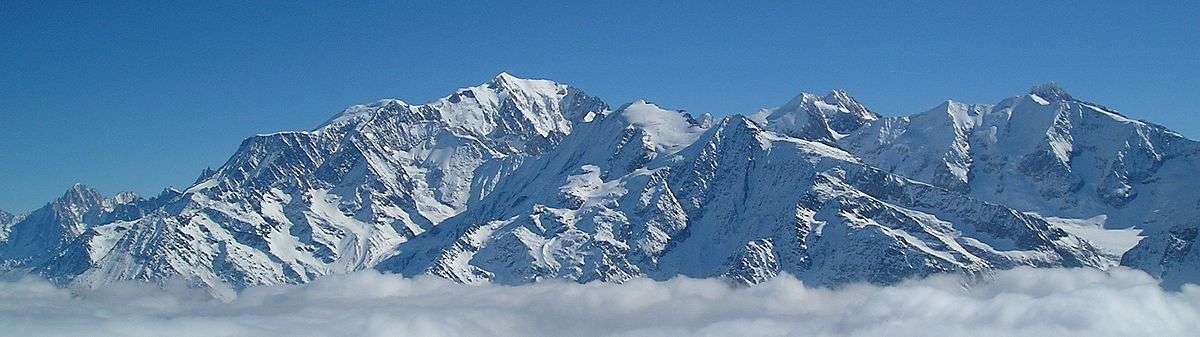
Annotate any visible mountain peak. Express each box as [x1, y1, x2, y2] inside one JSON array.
[[486, 72, 564, 95], [1029, 83, 1073, 101], [55, 183, 104, 210], [492, 71, 518, 82], [489, 71, 536, 87], [63, 183, 99, 199], [824, 89, 879, 119], [778, 89, 878, 118], [766, 88, 880, 141], [108, 191, 141, 205], [779, 92, 819, 110]]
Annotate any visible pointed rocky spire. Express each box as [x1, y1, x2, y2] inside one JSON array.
[[59, 183, 103, 207]]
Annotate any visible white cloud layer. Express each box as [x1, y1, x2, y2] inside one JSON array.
[[0, 267, 1196, 337]]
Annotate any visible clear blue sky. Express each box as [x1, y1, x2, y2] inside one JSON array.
[[1, 1, 1197, 212]]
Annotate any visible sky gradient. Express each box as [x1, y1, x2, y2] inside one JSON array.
[[2, 1, 1197, 211]]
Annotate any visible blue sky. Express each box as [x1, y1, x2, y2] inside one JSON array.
[[1, 1, 1197, 211]]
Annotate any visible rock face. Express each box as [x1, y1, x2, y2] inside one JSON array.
[[2, 76, 1196, 291]]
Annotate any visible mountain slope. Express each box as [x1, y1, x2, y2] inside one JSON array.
[[377, 102, 1110, 286], [3, 74, 608, 292]]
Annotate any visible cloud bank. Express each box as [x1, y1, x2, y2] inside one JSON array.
[[0, 267, 1196, 337]]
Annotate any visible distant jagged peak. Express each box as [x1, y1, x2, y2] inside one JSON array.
[[60, 183, 103, 204], [706, 114, 768, 140], [157, 187, 183, 199], [728, 113, 766, 131], [108, 190, 139, 200], [776, 91, 821, 114], [53, 184, 144, 212], [913, 99, 994, 130], [747, 108, 772, 125], [822, 89, 881, 121], [766, 88, 880, 141], [43, 183, 106, 217], [1029, 82, 1073, 102], [1026, 82, 1138, 121], [108, 191, 141, 204], [435, 72, 572, 107], [776, 89, 878, 119]]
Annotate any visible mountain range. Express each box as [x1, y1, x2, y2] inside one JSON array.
[[2, 74, 1197, 294]]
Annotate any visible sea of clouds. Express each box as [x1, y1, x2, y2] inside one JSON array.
[[0, 267, 1196, 337]]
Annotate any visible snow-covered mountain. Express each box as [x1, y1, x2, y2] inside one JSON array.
[[1, 75, 1195, 292], [799, 84, 1200, 289], [377, 101, 1107, 285], [834, 84, 1200, 236], [1, 73, 608, 294], [756, 90, 880, 144], [0, 185, 169, 270]]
